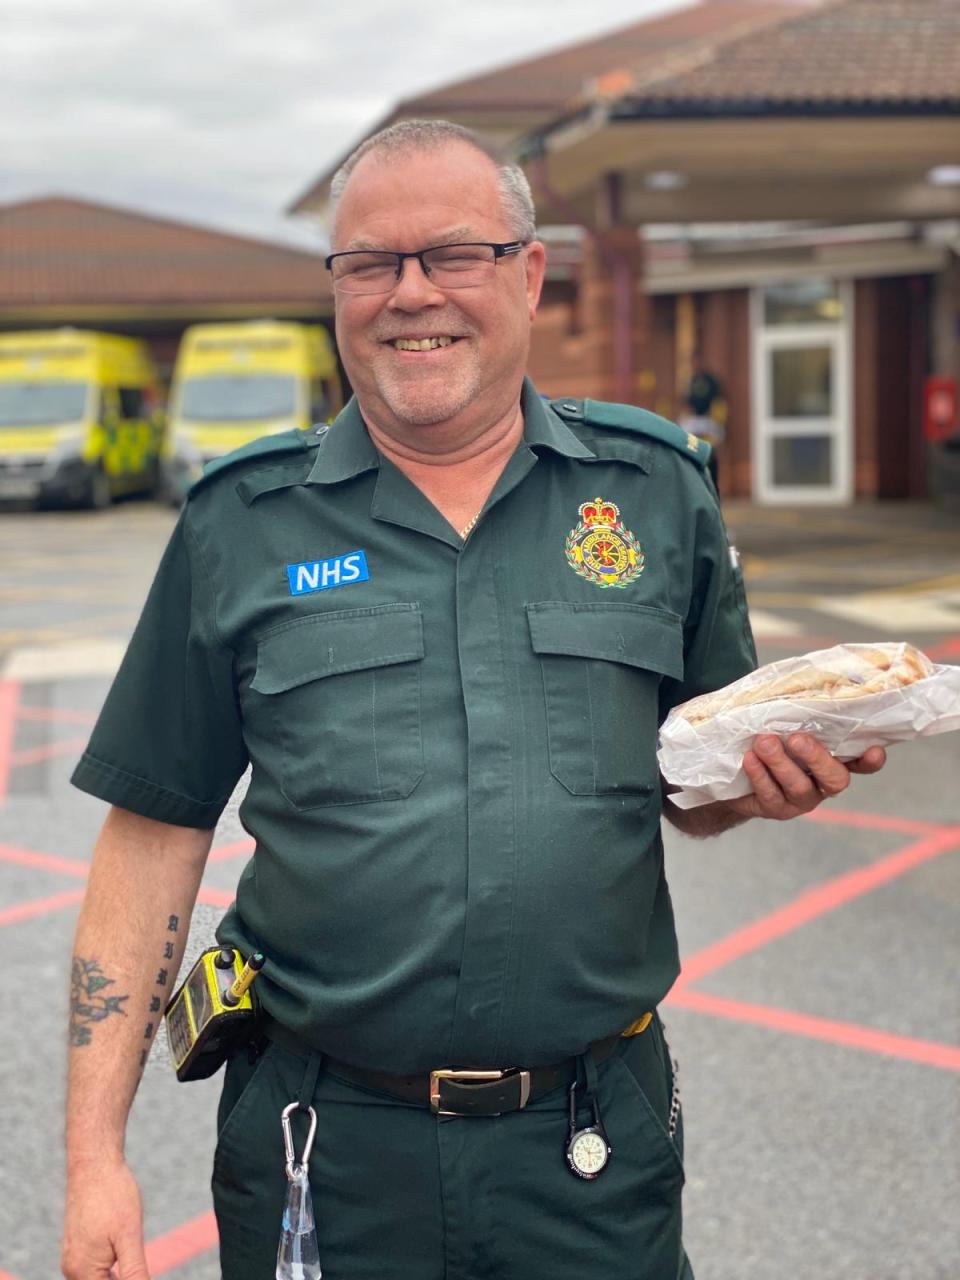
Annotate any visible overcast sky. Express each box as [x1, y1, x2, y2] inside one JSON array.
[[2, 0, 684, 249]]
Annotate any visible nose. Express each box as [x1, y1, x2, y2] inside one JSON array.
[[387, 255, 445, 310]]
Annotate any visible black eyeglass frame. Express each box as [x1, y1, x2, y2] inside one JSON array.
[[325, 240, 528, 288]]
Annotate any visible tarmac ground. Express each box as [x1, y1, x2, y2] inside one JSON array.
[[0, 495, 957, 1280]]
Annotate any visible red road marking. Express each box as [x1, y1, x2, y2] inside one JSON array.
[[16, 705, 97, 725], [803, 806, 955, 836], [675, 827, 960, 988], [668, 988, 960, 1072], [209, 837, 255, 862], [0, 842, 232, 919], [9, 735, 89, 768], [197, 886, 235, 907], [0, 841, 89, 878], [0, 1211, 220, 1280], [0, 887, 85, 926], [145, 1209, 219, 1275], [925, 636, 960, 662], [0, 679, 20, 804]]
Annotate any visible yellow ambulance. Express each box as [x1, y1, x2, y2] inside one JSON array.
[[161, 320, 342, 501], [0, 329, 163, 508]]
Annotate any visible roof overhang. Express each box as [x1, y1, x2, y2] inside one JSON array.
[[644, 237, 949, 294], [521, 111, 960, 225]]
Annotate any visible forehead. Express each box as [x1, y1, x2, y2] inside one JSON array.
[[333, 142, 510, 250]]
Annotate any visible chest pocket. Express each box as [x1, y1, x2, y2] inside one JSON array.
[[526, 602, 683, 796], [251, 603, 424, 809]]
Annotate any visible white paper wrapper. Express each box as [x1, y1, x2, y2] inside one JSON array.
[[658, 642, 960, 809]]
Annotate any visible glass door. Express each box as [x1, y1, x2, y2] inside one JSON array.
[[752, 278, 853, 504]]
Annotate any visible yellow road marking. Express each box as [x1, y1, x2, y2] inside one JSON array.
[[872, 573, 960, 596], [743, 543, 955, 579], [747, 592, 821, 607], [745, 566, 960, 589]]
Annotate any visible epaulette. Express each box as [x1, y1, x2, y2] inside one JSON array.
[[550, 398, 711, 468], [187, 427, 326, 498]]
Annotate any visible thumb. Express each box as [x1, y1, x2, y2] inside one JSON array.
[[114, 1231, 151, 1280]]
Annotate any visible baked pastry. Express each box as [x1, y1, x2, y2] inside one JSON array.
[[677, 643, 933, 727]]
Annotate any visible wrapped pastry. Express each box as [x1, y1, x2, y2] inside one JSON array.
[[658, 642, 960, 809]]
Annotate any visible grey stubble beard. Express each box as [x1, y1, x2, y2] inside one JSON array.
[[372, 353, 483, 428]]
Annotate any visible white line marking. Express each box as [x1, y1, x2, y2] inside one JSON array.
[[747, 609, 806, 638], [814, 589, 960, 632], [2, 640, 126, 682]]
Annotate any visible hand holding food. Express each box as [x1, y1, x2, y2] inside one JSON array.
[[658, 642, 960, 809]]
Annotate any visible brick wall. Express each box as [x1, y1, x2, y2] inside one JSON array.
[[528, 229, 655, 405], [529, 259, 754, 498]]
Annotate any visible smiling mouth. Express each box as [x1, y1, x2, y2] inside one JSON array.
[[389, 336, 461, 351]]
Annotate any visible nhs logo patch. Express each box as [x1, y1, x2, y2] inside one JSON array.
[[287, 550, 369, 596]]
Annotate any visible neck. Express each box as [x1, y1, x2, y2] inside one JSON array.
[[361, 400, 525, 534], [362, 401, 524, 470]]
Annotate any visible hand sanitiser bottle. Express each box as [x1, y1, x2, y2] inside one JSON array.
[[277, 1103, 321, 1280]]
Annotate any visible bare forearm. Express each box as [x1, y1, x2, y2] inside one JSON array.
[[66, 806, 212, 1169]]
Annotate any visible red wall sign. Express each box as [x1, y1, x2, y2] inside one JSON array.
[[924, 377, 958, 443]]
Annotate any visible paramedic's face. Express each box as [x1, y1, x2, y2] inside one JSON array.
[[331, 142, 544, 436]]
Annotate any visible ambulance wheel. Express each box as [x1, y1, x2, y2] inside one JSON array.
[[83, 466, 111, 511]]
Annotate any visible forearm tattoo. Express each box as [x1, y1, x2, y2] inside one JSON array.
[[69, 957, 128, 1046], [140, 913, 180, 1071]]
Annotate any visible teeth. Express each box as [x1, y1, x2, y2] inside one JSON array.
[[393, 336, 455, 350]]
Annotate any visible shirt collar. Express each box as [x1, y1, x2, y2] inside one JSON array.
[[306, 376, 594, 486], [305, 396, 380, 485], [520, 379, 596, 459]]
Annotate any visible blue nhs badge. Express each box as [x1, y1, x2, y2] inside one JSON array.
[[287, 550, 369, 596]]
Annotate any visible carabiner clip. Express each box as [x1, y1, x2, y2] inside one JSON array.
[[281, 1101, 318, 1181]]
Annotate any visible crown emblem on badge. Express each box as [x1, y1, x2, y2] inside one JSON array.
[[579, 498, 620, 527], [565, 496, 644, 589]]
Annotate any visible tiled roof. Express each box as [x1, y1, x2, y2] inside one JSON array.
[[608, 0, 960, 111], [400, 1, 790, 112], [0, 197, 332, 309]]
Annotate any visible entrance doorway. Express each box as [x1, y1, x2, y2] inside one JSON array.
[[752, 278, 853, 503]]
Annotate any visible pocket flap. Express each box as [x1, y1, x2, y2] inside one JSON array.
[[526, 601, 683, 680], [252, 603, 424, 694]]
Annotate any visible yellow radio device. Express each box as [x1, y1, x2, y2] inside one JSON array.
[[164, 947, 264, 1082]]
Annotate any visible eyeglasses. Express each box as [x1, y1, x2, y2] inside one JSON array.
[[325, 241, 528, 295]]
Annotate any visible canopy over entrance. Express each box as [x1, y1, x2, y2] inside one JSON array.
[[517, 0, 960, 225]]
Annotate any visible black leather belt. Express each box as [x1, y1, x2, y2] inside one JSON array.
[[261, 1015, 622, 1117]]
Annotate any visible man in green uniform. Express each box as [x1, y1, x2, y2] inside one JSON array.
[[61, 121, 886, 1280]]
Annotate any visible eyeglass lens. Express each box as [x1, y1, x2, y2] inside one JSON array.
[[331, 244, 500, 294]]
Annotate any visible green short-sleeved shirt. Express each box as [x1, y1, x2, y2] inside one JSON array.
[[72, 380, 756, 1072]]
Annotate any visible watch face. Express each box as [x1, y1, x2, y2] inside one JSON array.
[[567, 1127, 610, 1179]]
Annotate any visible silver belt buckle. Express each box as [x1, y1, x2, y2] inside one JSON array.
[[429, 1067, 531, 1116]]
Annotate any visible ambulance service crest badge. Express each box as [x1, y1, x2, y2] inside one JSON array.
[[565, 497, 644, 589]]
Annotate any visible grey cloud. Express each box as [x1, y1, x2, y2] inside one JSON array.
[[3, 0, 676, 240]]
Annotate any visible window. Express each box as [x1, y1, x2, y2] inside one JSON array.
[[0, 381, 88, 427], [177, 374, 297, 422], [763, 278, 843, 327], [119, 386, 145, 418]]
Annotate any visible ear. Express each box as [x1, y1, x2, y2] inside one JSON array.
[[523, 240, 547, 319]]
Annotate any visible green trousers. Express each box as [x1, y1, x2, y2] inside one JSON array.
[[212, 1015, 693, 1279]]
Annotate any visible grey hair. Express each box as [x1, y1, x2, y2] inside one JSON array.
[[330, 119, 537, 242]]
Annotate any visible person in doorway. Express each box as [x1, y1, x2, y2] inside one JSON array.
[[61, 120, 886, 1280], [681, 351, 726, 491]]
